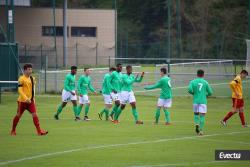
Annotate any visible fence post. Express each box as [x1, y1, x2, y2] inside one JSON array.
[[96, 42, 98, 66], [76, 43, 78, 66], [167, 58, 170, 77], [24, 44, 27, 56], [234, 61, 237, 76], [109, 56, 111, 67], [40, 44, 43, 71], [45, 55, 48, 93]]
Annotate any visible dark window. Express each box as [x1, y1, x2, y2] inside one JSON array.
[[71, 27, 97, 37], [42, 26, 68, 36]]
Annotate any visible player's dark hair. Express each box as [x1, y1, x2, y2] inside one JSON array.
[[71, 66, 77, 70], [23, 63, 32, 70], [84, 68, 89, 72], [126, 65, 132, 69], [116, 63, 122, 67], [241, 70, 248, 75], [109, 67, 116, 72], [160, 68, 167, 74], [197, 69, 204, 77]]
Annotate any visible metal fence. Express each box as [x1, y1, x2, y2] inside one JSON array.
[[35, 59, 250, 98], [18, 43, 115, 69]]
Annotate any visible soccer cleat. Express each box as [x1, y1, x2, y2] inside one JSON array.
[[98, 113, 102, 120], [54, 114, 59, 120], [37, 129, 48, 136], [198, 131, 204, 136], [243, 123, 248, 128], [75, 117, 81, 121], [113, 120, 119, 124], [83, 116, 91, 121], [165, 122, 171, 126], [10, 130, 16, 136], [195, 124, 200, 134], [136, 120, 143, 125], [220, 120, 227, 126]]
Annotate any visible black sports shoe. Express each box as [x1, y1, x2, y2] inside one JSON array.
[[83, 116, 91, 121], [54, 114, 59, 120], [195, 124, 200, 134], [75, 117, 81, 121]]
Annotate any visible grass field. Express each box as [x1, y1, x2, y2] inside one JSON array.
[[0, 94, 250, 167]]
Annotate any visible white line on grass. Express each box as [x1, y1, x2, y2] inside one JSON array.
[[194, 138, 250, 146], [0, 130, 249, 166], [129, 160, 229, 167]]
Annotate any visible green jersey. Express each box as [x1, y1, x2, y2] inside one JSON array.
[[145, 76, 172, 99], [188, 78, 213, 104], [121, 74, 143, 92], [64, 73, 76, 91], [77, 75, 95, 95], [110, 71, 123, 93], [102, 73, 114, 95]]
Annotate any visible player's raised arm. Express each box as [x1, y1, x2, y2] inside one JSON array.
[[145, 79, 162, 90], [135, 72, 144, 82]]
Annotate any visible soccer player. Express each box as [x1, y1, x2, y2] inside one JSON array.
[[221, 70, 248, 127], [11, 64, 48, 136], [114, 65, 144, 124], [98, 67, 116, 121], [144, 67, 172, 125], [188, 69, 213, 135], [77, 68, 97, 121], [54, 66, 79, 120], [109, 63, 123, 120]]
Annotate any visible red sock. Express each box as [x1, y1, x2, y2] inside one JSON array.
[[239, 112, 245, 125], [223, 111, 234, 122], [32, 115, 41, 133], [12, 116, 20, 131]]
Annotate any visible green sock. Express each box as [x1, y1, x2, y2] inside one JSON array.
[[85, 105, 90, 116], [132, 108, 139, 122], [194, 113, 199, 125], [163, 108, 171, 123], [199, 115, 205, 131], [114, 107, 122, 120], [110, 105, 118, 116], [155, 108, 161, 123], [73, 105, 78, 117], [104, 109, 109, 119], [56, 104, 63, 115], [77, 105, 83, 117]]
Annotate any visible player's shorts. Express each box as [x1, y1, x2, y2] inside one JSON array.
[[232, 98, 244, 109], [103, 94, 113, 105], [79, 95, 90, 104], [62, 89, 77, 102], [120, 91, 136, 104], [17, 100, 36, 114], [110, 92, 121, 101], [157, 98, 172, 108], [193, 104, 207, 113]]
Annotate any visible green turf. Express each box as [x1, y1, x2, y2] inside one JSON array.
[[0, 94, 250, 167]]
